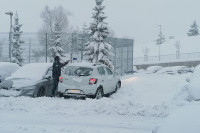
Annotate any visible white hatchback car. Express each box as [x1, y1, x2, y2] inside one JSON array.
[[58, 62, 121, 99]]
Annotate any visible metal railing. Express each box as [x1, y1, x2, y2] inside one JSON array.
[[134, 52, 200, 65]]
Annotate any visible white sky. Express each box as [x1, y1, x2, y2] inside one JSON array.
[[1, 0, 200, 44]]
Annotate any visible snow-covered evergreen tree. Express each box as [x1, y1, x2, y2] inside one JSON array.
[[156, 31, 165, 45], [188, 21, 199, 36], [84, 0, 114, 70], [12, 12, 24, 66], [49, 23, 65, 62]]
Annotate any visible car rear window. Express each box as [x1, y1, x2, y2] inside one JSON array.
[[65, 66, 93, 76]]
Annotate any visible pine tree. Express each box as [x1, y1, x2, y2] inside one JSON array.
[[12, 12, 24, 66], [188, 21, 199, 36], [49, 23, 65, 62], [156, 31, 165, 45], [84, 0, 114, 70]]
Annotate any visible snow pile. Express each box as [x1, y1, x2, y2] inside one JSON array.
[[157, 102, 200, 133]]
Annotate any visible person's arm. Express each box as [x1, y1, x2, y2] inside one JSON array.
[[61, 60, 70, 67]]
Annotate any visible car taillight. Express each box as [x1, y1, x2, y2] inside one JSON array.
[[59, 76, 63, 83], [89, 78, 97, 85]]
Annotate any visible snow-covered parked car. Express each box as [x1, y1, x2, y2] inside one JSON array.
[[58, 62, 121, 99], [157, 66, 191, 75], [187, 65, 200, 101], [0, 62, 20, 83], [152, 104, 200, 133], [177, 66, 193, 74], [0, 63, 53, 97], [146, 66, 163, 74]]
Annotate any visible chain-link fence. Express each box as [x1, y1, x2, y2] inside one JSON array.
[[0, 32, 134, 74]]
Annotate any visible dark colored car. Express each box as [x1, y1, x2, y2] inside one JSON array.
[[0, 63, 53, 97]]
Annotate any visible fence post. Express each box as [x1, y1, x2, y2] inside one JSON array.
[[45, 33, 48, 63], [29, 39, 31, 63]]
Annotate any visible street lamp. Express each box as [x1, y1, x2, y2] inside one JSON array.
[[5, 11, 13, 62]]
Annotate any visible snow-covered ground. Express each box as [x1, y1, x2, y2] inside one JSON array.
[[0, 72, 193, 133]]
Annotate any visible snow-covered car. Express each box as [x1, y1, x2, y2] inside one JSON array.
[[177, 66, 193, 74], [0, 63, 53, 97], [187, 65, 200, 101], [58, 62, 121, 99], [152, 104, 200, 133], [146, 66, 163, 74], [0, 62, 20, 83], [156, 66, 190, 75]]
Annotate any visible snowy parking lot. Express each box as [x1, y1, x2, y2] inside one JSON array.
[[0, 72, 193, 133]]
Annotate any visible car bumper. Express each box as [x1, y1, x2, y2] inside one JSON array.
[[58, 83, 98, 98], [58, 89, 96, 99]]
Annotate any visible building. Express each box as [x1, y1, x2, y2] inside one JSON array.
[[108, 37, 134, 74]]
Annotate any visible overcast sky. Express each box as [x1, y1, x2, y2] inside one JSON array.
[[1, 0, 200, 44]]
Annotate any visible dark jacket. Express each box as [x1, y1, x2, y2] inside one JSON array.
[[52, 60, 69, 79]]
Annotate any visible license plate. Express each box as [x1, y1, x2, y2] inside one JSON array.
[[68, 89, 81, 94]]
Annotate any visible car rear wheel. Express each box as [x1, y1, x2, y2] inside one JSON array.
[[114, 82, 121, 93], [37, 87, 45, 97], [95, 87, 104, 99]]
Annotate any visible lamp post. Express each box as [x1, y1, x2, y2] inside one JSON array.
[[5, 11, 13, 62]]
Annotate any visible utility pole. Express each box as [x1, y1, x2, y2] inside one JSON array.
[[29, 39, 31, 63], [81, 34, 84, 61], [5, 11, 13, 62], [157, 25, 165, 61], [70, 33, 74, 62]]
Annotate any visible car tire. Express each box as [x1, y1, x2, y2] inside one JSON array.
[[95, 87, 104, 99], [114, 82, 121, 93], [37, 87, 45, 97]]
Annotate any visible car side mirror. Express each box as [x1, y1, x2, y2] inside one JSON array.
[[44, 75, 51, 79]]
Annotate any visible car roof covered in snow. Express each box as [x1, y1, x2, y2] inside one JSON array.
[[7, 63, 52, 81]]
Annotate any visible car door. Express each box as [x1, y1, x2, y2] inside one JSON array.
[[97, 66, 109, 94], [105, 66, 115, 93], [44, 67, 54, 96]]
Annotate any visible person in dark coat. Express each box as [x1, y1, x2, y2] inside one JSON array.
[[52, 56, 70, 97]]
